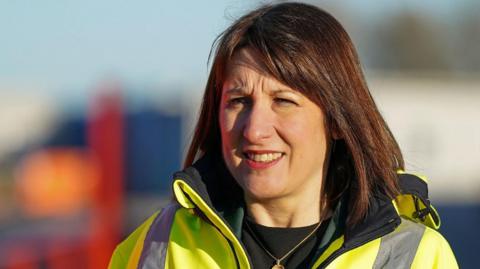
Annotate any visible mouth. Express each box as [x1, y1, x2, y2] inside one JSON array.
[[242, 151, 285, 169], [244, 152, 283, 162]]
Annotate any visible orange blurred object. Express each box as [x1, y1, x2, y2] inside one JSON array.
[[15, 148, 99, 217], [3, 90, 125, 269]]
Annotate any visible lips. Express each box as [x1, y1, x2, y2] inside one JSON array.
[[245, 152, 283, 162], [243, 150, 284, 169]]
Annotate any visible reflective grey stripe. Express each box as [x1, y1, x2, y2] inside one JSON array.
[[373, 219, 425, 269], [138, 203, 180, 269]]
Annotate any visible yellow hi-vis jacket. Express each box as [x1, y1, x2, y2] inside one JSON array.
[[109, 155, 458, 269]]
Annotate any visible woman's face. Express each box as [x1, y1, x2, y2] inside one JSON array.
[[219, 48, 330, 203]]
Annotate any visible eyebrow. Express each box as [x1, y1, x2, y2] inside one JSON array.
[[224, 87, 298, 96], [271, 89, 298, 95], [225, 87, 245, 95]]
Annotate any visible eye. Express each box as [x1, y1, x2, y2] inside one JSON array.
[[274, 97, 297, 106], [226, 97, 250, 108]]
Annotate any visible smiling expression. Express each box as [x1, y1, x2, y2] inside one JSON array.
[[219, 48, 330, 203]]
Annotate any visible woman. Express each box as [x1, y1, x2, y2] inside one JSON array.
[[110, 2, 457, 268]]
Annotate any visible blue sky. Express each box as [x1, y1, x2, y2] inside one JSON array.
[[0, 1, 257, 95], [0, 0, 470, 101]]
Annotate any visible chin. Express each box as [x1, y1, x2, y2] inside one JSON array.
[[238, 176, 287, 201]]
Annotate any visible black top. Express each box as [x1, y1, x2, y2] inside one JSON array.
[[242, 216, 330, 269]]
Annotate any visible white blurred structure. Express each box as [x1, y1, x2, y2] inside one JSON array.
[[0, 88, 60, 161], [369, 74, 480, 203]]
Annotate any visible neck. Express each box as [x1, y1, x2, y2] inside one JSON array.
[[245, 193, 322, 228]]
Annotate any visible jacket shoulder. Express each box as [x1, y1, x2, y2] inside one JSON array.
[[411, 222, 459, 269], [108, 205, 171, 269], [395, 172, 441, 230]]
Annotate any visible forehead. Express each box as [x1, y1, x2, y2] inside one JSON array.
[[222, 61, 296, 97], [224, 48, 271, 81], [222, 49, 310, 100], [222, 48, 299, 96]]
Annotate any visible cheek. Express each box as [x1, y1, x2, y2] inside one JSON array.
[[281, 115, 327, 156], [219, 109, 239, 150], [219, 110, 244, 171]]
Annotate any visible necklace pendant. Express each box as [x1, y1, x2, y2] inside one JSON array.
[[271, 264, 285, 269]]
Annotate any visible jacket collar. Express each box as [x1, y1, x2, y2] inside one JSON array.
[[172, 153, 433, 250], [343, 172, 440, 248], [173, 152, 246, 237], [343, 188, 400, 248]]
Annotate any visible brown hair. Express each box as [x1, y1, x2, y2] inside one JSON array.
[[184, 2, 404, 225]]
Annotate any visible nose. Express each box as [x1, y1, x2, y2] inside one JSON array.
[[242, 102, 274, 143]]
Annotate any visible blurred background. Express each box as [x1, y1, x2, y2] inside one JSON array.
[[0, 0, 478, 268]]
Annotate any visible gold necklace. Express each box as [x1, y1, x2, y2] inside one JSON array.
[[244, 219, 322, 269]]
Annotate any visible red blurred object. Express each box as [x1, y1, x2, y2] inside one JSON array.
[[4, 246, 39, 269], [86, 89, 125, 269], [46, 239, 84, 269], [2, 88, 125, 269]]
